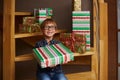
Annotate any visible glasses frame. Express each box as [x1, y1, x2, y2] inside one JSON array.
[[44, 26, 56, 30]]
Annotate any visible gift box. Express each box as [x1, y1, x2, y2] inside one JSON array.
[[19, 24, 26, 33], [33, 43, 74, 68], [20, 17, 41, 33], [59, 33, 86, 53], [46, 8, 53, 16], [73, 0, 82, 11], [72, 11, 90, 50], [73, 33, 86, 53], [59, 33, 74, 52], [23, 23, 40, 33], [23, 17, 36, 25], [34, 8, 53, 24]]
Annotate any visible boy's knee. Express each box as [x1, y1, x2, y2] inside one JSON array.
[[53, 73, 68, 80], [37, 73, 51, 80]]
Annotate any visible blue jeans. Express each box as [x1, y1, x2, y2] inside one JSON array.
[[37, 72, 67, 80]]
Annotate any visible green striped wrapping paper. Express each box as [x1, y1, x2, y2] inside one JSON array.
[[72, 11, 90, 50], [33, 43, 74, 68], [34, 8, 53, 24], [36, 9, 47, 24], [46, 8, 53, 16]]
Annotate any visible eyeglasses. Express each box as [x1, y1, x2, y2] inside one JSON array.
[[44, 26, 56, 30]]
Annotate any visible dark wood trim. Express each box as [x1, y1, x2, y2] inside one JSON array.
[[118, 29, 120, 32], [105, 0, 118, 80], [118, 63, 120, 66], [0, 3, 3, 79], [0, 30, 3, 80]]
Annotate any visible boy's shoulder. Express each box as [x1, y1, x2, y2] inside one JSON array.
[[36, 39, 60, 43], [51, 39, 61, 44]]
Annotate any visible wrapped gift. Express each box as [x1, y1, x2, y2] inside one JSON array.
[[59, 33, 74, 52], [36, 9, 47, 24], [59, 33, 86, 53], [72, 11, 90, 50], [46, 8, 53, 16], [73, 0, 81, 11], [33, 43, 74, 68], [34, 8, 53, 24], [23, 23, 40, 33], [73, 33, 86, 53], [19, 24, 26, 33], [23, 17, 36, 25], [21, 17, 41, 33]]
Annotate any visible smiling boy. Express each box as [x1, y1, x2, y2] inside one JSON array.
[[34, 19, 67, 80]]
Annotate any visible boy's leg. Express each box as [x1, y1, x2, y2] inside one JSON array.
[[36, 72, 51, 80], [52, 72, 68, 80]]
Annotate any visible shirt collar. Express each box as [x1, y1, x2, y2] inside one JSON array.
[[43, 38, 55, 45]]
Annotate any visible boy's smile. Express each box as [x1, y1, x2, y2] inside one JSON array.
[[42, 23, 56, 39]]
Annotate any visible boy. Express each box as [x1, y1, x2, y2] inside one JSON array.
[[34, 19, 67, 80]]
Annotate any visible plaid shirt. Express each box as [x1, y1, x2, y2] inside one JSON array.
[[34, 38, 63, 73]]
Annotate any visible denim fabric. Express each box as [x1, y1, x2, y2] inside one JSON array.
[[36, 72, 67, 80], [35, 39, 67, 80]]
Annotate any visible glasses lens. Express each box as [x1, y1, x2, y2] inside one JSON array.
[[44, 26, 56, 29]]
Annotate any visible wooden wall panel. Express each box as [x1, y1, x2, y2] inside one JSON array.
[[0, 16, 3, 80], [0, 0, 3, 13], [99, 3, 108, 80], [0, 30, 3, 80], [0, 0, 3, 79], [105, 0, 118, 80]]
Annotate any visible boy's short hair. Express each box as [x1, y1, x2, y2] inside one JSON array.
[[40, 18, 57, 29]]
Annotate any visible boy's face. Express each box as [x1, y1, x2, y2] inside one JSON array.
[[42, 23, 56, 38]]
